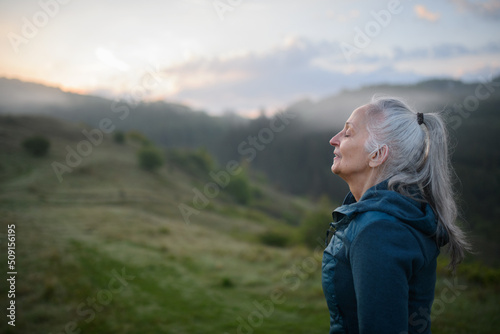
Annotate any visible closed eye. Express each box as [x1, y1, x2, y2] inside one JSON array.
[[344, 124, 353, 137]]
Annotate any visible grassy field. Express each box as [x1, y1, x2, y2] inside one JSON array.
[[0, 115, 499, 333]]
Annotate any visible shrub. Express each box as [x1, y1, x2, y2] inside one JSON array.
[[22, 135, 50, 157], [138, 147, 164, 171], [259, 230, 290, 248], [221, 277, 234, 288], [226, 173, 252, 204], [458, 261, 500, 287], [128, 130, 152, 146], [166, 148, 215, 177], [113, 131, 125, 144], [300, 196, 334, 249], [300, 210, 332, 249], [189, 148, 214, 173]]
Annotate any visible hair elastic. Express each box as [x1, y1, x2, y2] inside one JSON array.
[[417, 112, 430, 160], [417, 112, 424, 125]]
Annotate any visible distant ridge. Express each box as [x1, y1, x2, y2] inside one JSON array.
[[285, 76, 500, 129], [2, 74, 499, 127], [1, 74, 499, 147]]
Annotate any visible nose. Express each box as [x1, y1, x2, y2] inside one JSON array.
[[329, 131, 341, 147]]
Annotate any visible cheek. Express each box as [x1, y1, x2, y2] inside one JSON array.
[[343, 145, 367, 165]]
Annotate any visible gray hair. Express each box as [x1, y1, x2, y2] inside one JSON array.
[[364, 96, 470, 271]]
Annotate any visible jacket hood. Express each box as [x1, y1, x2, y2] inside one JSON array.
[[333, 180, 447, 245]]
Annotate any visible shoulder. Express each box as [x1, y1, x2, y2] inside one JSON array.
[[345, 212, 429, 271], [344, 210, 402, 242]]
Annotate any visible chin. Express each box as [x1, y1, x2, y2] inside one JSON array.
[[331, 165, 339, 175]]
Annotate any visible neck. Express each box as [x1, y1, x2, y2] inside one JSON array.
[[346, 170, 380, 202]]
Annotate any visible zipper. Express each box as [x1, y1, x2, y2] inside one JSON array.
[[325, 222, 336, 247]]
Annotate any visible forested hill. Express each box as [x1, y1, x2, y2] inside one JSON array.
[[285, 77, 482, 130], [0, 77, 248, 153], [1, 75, 499, 250]]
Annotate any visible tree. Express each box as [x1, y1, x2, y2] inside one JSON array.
[[22, 135, 50, 157], [138, 146, 164, 171]]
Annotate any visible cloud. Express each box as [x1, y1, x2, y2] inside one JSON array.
[[391, 42, 500, 61], [448, 0, 500, 19], [337, 41, 500, 64], [414, 5, 440, 21], [155, 38, 424, 113], [105, 36, 500, 114], [326, 8, 360, 22], [158, 39, 334, 110], [81, 33, 495, 114], [95, 48, 130, 72]]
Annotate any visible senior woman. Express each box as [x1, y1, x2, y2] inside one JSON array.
[[322, 97, 470, 334]]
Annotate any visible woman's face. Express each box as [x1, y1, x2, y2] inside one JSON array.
[[329, 105, 372, 182]]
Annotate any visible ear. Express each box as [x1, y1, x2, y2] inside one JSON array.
[[369, 144, 388, 168]]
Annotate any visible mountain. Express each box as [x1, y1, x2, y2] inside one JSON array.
[[0, 77, 112, 114], [0, 77, 248, 152], [2, 75, 498, 138], [1, 76, 499, 260]]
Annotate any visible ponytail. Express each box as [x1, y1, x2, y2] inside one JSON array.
[[420, 112, 470, 270], [365, 96, 470, 271]]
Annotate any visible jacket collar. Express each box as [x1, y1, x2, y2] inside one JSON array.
[[332, 179, 390, 223]]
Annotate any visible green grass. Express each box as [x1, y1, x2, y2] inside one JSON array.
[[431, 257, 500, 333], [0, 115, 498, 333], [0, 202, 328, 334]]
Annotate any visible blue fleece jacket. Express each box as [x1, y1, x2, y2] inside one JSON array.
[[322, 181, 444, 334]]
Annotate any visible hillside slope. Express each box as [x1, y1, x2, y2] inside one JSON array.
[[0, 114, 330, 333], [0, 115, 499, 333]]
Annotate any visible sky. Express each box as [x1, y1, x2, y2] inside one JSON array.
[[1, 0, 499, 116]]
